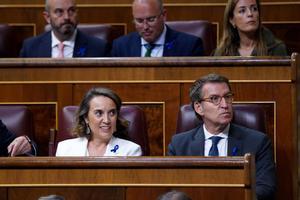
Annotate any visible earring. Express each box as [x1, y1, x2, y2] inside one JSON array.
[[86, 123, 91, 135], [232, 24, 236, 29]]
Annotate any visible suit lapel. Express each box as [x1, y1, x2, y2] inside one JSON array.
[[73, 31, 88, 57], [163, 26, 177, 56], [189, 126, 205, 156], [228, 125, 243, 156], [39, 32, 52, 57], [131, 33, 143, 56]]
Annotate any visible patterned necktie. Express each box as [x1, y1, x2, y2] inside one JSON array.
[[57, 42, 64, 58], [208, 136, 223, 156], [144, 43, 155, 57]]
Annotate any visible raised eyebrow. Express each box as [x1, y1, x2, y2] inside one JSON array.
[[93, 109, 103, 113], [68, 6, 77, 10], [238, 4, 257, 9], [54, 8, 64, 12], [237, 5, 246, 9], [146, 15, 158, 19], [224, 92, 233, 96], [109, 108, 117, 113], [208, 95, 220, 98]]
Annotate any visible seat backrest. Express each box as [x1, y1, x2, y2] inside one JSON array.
[[52, 105, 149, 155], [44, 24, 125, 44], [176, 103, 266, 134], [0, 24, 34, 57], [0, 24, 10, 57], [0, 105, 33, 138], [166, 20, 216, 56]]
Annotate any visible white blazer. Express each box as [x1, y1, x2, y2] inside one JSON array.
[[56, 136, 142, 156]]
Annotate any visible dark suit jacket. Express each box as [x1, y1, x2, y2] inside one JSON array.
[[0, 120, 37, 156], [20, 30, 110, 57], [168, 123, 276, 200], [111, 26, 204, 57], [0, 120, 16, 156]]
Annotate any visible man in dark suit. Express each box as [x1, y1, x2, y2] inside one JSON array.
[[20, 0, 109, 58], [0, 120, 37, 156], [168, 74, 276, 200], [111, 0, 203, 57]]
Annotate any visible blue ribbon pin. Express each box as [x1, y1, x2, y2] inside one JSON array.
[[77, 47, 86, 56], [232, 147, 238, 156], [111, 145, 119, 153], [165, 40, 175, 50]]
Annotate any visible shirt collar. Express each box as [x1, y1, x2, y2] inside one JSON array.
[[141, 25, 166, 46], [204, 123, 230, 140], [51, 29, 77, 48]]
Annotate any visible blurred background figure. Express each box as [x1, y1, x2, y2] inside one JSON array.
[[38, 194, 65, 200], [111, 0, 203, 57], [1, 120, 37, 156], [157, 190, 192, 200], [214, 0, 287, 56], [20, 0, 109, 58]]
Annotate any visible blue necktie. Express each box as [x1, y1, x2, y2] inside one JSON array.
[[208, 136, 223, 156], [144, 43, 155, 57]]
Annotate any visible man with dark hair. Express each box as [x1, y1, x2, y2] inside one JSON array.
[[168, 73, 276, 200], [20, 0, 109, 58], [1, 120, 37, 156], [111, 0, 203, 57]]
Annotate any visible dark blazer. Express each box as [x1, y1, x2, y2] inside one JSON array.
[[168, 123, 276, 200], [20, 30, 110, 57], [0, 120, 37, 156], [0, 120, 16, 156], [111, 26, 204, 57]]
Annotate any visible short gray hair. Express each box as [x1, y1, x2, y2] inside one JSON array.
[[189, 73, 231, 105], [45, 0, 49, 11]]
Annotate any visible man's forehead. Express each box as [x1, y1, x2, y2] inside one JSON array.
[[49, 0, 76, 9], [133, 1, 160, 14], [202, 82, 230, 93]]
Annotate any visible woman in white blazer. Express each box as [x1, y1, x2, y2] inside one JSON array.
[[56, 87, 142, 156]]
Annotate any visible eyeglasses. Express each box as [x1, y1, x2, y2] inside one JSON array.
[[200, 93, 234, 106], [133, 13, 162, 26]]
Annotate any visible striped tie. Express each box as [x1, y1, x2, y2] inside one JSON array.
[[144, 43, 155, 57]]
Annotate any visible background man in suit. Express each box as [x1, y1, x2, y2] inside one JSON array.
[[1, 120, 37, 156], [168, 73, 276, 200], [111, 0, 203, 57], [20, 0, 110, 58]]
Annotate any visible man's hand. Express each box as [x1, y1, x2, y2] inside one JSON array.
[[7, 136, 31, 156]]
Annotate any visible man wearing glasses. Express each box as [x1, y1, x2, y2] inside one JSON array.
[[168, 73, 276, 200], [111, 0, 204, 57], [20, 0, 110, 58]]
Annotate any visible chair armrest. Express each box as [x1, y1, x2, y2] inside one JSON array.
[[48, 128, 57, 156]]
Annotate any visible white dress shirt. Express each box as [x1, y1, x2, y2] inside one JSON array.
[[141, 25, 167, 57], [203, 124, 230, 156], [51, 30, 77, 58]]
